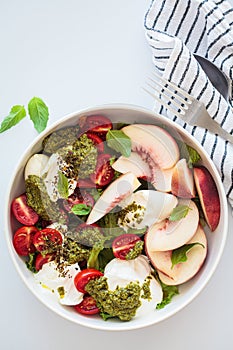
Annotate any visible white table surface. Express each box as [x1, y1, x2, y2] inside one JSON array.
[[0, 1, 232, 349]]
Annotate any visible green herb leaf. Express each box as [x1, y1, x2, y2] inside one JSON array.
[[106, 129, 131, 157], [28, 97, 49, 133], [57, 171, 69, 199], [186, 144, 201, 167], [71, 203, 91, 216], [0, 105, 26, 133], [169, 205, 191, 221], [171, 242, 205, 268], [156, 283, 179, 310]]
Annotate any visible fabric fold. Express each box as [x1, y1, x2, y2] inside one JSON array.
[[144, 0, 233, 206]]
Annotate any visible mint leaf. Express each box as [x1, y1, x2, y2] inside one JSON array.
[[169, 205, 191, 221], [186, 144, 201, 167], [106, 129, 131, 157], [28, 97, 49, 133], [57, 171, 69, 199], [0, 105, 26, 133], [156, 283, 179, 309], [171, 242, 205, 268], [71, 203, 91, 216]]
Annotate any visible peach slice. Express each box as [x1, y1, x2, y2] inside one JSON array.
[[122, 124, 179, 169], [171, 158, 195, 198], [151, 166, 174, 192], [193, 166, 220, 231], [145, 199, 199, 251], [111, 152, 151, 179], [152, 225, 207, 285], [86, 172, 141, 224]]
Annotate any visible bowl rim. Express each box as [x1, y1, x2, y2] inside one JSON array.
[[4, 103, 229, 331]]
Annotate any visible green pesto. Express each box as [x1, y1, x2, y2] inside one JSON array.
[[58, 133, 98, 180], [141, 276, 152, 300], [85, 276, 141, 321], [25, 175, 66, 223], [42, 126, 80, 154], [57, 286, 65, 299], [74, 226, 105, 247], [58, 237, 91, 265], [125, 240, 144, 260]]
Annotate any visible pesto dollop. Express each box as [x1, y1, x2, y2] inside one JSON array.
[[85, 276, 141, 321], [25, 175, 66, 223], [42, 126, 80, 154]]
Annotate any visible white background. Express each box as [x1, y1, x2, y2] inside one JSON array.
[[0, 1, 233, 349]]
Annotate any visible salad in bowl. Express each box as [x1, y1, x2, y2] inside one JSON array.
[[5, 105, 228, 330]]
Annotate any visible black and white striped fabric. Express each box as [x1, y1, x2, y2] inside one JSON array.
[[144, 0, 233, 207]]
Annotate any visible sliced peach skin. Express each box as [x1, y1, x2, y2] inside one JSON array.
[[171, 158, 195, 198], [122, 124, 179, 170], [145, 199, 199, 251], [193, 166, 220, 231], [153, 225, 207, 285], [86, 172, 141, 224]]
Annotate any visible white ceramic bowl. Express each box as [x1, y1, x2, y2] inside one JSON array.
[[5, 104, 228, 331]]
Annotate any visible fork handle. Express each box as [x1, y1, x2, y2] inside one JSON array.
[[199, 117, 233, 144]]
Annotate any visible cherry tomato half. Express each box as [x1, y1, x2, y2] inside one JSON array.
[[74, 295, 100, 315], [86, 132, 104, 152], [11, 194, 39, 226], [35, 253, 54, 271], [85, 115, 112, 137], [74, 268, 104, 293], [90, 153, 114, 187], [112, 234, 142, 260], [13, 226, 38, 256], [33, 228, 63, 252]]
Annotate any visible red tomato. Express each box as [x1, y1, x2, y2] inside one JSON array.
[[86, 132, 104, 152], [74, 268, 104, 293], [13, 226, 38, 256], [33, 228, 63, 252], [112, 234, 142, 260], [35, 253, 54, 271], [74, 295, 100, 315], [63, 190, 94, 212], [11, 194, 39, 225], [81, 115, 112, 139], [90, 153, 114, 187]]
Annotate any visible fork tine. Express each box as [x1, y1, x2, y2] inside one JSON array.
[[152, 71, 193, 101], [148, 76, 188, 106], [142, 86, 184, 118], [146, 80, 188, 112]]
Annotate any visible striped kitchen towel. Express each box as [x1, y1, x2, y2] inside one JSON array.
[[144, 0, 233, 207]]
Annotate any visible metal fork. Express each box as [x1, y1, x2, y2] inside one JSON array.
[[144, 72, 233, 144]]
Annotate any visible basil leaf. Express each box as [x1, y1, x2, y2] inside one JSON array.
[[169, 205, 191, 221], [106, 129, 131, 157], [57, 171, 69, 199], [186, 144, 201, 167], [71, 203, 91, 216], [0, 105, 26, 133], [171, 242, 205, 269], [156, 283, 179, 309], [28, 97, 49, 133]]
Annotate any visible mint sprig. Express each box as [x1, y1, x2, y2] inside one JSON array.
[[28, 97, 49, 133], [106, 129, 131, 157], [57, 171, 69, 199], [71, 203, 91, 216], [171, 242, 205, 269], [0, 97, 49, 134], [169, 205, 191, 221], [0, 105, 26, 133]]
